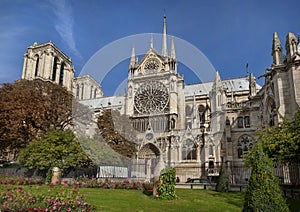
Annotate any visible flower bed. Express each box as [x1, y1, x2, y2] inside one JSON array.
[[70, 176, 153, 191], [0, 175, 154, 211], [0, 174, 44, 186], [0, 186, 94, 211]]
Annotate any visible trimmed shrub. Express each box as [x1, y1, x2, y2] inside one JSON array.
[[216, 167, 229, 192], [243, 144, 289, 212], [157, 167, 177, 200]]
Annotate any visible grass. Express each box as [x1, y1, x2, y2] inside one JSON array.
[[1, 185, 299, 211], [81, 188, 244, 212]]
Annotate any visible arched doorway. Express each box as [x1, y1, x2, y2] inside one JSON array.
[[133, 143, 161, 180]]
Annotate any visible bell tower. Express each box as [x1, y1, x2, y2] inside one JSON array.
[[21, 41, 75, 91]]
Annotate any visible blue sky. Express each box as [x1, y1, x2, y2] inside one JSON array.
[[1, 0, 299, 96]]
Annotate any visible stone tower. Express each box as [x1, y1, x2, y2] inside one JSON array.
[[21, 41, 74, 91]]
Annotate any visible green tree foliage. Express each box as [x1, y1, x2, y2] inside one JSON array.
[[243, 144, 289, 212], [18, 129, 94, 170], [258, 110, 300, 163], [157, 167, 177, 200], [216, 166, 229, 192], [0, 79, 74, 152], [97, 109, 137, 158]]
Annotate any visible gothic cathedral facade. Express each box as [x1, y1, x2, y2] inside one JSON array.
[[21, 17, 300, 183]]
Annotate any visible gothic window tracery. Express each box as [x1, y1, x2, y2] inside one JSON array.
[[134, 81, 169, 114], [198, 105, 206, 124], [237, 135, 252, 158], [182, 139, 197, 160], [144, 58, 160, 72]]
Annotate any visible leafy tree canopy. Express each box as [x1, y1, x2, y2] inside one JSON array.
[[258, 109, 300, 163], [0, 79, 73, 151], [18, 129, 94, 170]]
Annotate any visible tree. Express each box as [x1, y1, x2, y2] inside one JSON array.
[[258, 109, 300, 163], [243, 144, 289, 212], [0, 79, 73, 153], [216, 166, 229, 192], [18, 129, 94, 170], [97, 109, 137, 158]]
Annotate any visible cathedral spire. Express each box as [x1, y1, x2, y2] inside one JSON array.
[[129, 45, 135, 68], [162, 15, 168, 57], [213, 70, 222, 86], [272, 32, 282, 65], [150, 34, 154, 49], [170, 36, 176, 59], [285, 32, 297, 62]]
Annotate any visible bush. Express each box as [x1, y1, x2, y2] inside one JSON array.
[[216, 167, 229, 192], [157, 167, 177, 200], [243, 144, 289, 212]]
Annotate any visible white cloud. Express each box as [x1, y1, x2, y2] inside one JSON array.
[[50, 0, 82, 60]]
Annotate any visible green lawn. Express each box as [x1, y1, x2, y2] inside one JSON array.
[[1, 185, 299, 211], [81, 188, 244, 212]]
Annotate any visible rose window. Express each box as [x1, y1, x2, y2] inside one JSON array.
[[144, 59, 160, 71], [134, 81, 169, 114]]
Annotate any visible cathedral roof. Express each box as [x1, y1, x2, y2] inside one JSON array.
[[184, 76, 262, 96], [79, 95, 125, 109]]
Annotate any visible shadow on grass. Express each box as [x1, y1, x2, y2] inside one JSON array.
[[143, 189, 153, 196]]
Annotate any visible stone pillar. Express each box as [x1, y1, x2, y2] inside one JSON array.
[[21, 55, 28, 79], [51, 167, 62, 185]]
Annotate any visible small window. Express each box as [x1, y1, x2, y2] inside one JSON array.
[[237, 135, 252, 158], [244, 116, 250, 128], [237, 117, 244, 128]]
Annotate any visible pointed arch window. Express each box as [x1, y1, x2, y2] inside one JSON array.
[[94, 88, 97, 98], [182, 139, 197, 160], [34, 57, 39, 77], [76, 84, 80, 98], [59, 63, 64, 85], [90, 85, 93, 99], [209, 145, 214, 156], [185, 105, 193, 117], [198, 105, 206, 124], [52, 57, 58, 81], [81, 83, 84, 100]]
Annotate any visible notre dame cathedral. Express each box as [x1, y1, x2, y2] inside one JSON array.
[[21, 17, 300, 183]]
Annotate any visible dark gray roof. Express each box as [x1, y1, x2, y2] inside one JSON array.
[[184, 76, 261, 96]]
